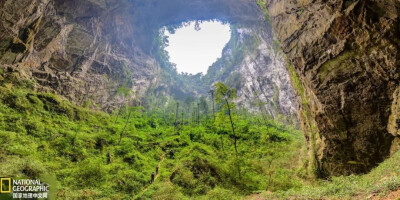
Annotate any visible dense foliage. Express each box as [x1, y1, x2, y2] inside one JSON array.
[[1, 68, 399, 200], [0, 70, 305, 199]]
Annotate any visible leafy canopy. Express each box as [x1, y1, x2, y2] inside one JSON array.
[[214, 82, 236, 103]]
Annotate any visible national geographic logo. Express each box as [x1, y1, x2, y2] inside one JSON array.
[[0, 177, 50, 199], [1, 178, 11, 193]]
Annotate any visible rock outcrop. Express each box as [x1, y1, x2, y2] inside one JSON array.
[[6, 0, 399, 177], [204, 25, 297, 118], [6, 0, 398, 178], [264, 0, 400, 176], [0, 0, 160, 111], [237, 27, 296, 118], [1, 0, 297, 117]]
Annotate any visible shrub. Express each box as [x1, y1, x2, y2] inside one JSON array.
[[203, 187, 240, 200], [25, 118, 45, 137], [73, 158, 107, 188]]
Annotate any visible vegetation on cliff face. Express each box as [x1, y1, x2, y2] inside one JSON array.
[[152, 22, 263, 97], [151, 20, 296, 123], [253, 1, 400, 199], [263, 0, 400, 177], [2, 0, 400, 199]]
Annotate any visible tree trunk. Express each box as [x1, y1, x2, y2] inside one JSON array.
[[175, 102, 179, 128], [118, 110, 132, 144], [114, 103, 124, 124], [197, 103, 200, 125], [225, 98, 237, 154], [211, 91, 216, 121], [224, 98, 241, 179]]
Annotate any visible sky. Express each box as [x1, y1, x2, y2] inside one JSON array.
[[164, 21, 231, 75]]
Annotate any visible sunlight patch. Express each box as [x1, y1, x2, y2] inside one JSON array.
[[163, 21, 231, 75]]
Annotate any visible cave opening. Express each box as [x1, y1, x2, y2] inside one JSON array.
[[2, 1, 399, 198], [161, 20, 231, 75], [151, 14, 297, 120]]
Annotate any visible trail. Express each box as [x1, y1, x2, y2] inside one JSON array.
[[135, 152, 166, 199]]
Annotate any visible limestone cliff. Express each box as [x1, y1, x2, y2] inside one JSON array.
[[263, 0, 400, 176], [236, 27, 296, 118], [203, 25, 297, 118], [0, 0, 297, 118], [0, 0, 160, 111]]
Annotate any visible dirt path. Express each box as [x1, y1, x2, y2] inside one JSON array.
[[359, 190, 400, 200], [135, 153, 166, 199], [154, 153, 166, 181], [246, 194, 263, 200]]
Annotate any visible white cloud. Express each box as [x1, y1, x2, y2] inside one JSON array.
[[164, 21, 231, 75]]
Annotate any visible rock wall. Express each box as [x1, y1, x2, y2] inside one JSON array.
[[0, 0, 297, 117], [264, 0, 400, 176], [0, 0, 160, 111], [237, 27, 296, 118], [1, 0, 275, 108], [3, 0, 400, 178], [205, 25, 297, 118]]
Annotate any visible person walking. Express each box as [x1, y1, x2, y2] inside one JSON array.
[[150, 172, 155, 183]]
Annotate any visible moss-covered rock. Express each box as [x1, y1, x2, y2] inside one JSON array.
[[264, 0, 400, 176]]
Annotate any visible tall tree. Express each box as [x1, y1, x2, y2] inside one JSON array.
[[114, 86, 132, 124], [197, 102, 200, 125], [214, 82, 241, 178], [199, 96, 209, 122], [209, 90, 216, 121], [118, 108, 133, 145], [175, 102, 180, 127], [184, 96, 195, 124], [253, 91, 269, 126], [181, 111, 184, 125]]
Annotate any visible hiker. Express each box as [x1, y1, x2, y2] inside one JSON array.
[[151, 172, 155, 183], [156, 166, 159, 174]]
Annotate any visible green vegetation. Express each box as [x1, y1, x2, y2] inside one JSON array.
[[285, 54, 323, 178], [256, 0, 271, 23], [151, 21, 265, 101], [296, 8, 305, 15], [201, 25, 261, 91], [318, 50, 358, 83], [0, 71, 305, 199], [1, 50, 399, 200], [262, 150, 400, 199]]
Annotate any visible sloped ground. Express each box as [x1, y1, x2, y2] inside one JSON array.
[[255, 151, 400, 199], [3, 67, 399, 200], [0, 69, 305, 199]]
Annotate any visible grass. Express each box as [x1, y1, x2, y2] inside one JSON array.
[[2, 68, 399, 199], [0, 69, 306, 199], [262, 151, 400, 199]]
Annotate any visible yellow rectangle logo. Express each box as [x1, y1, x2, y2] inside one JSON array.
[[1, 178, 11, 193]]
